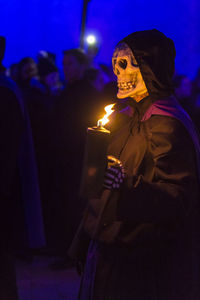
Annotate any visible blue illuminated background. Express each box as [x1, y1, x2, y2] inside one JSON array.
[[1, 0, 200, 78]]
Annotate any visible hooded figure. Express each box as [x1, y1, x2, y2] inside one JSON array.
[[70, 30, 200, 300]]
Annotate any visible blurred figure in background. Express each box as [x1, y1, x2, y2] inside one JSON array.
[[193, 68, 200, 102], [0, 74, 23, 300], [48, 48, 104, 269], [0, 34, 21, 300], [98, 63, 118, 106], [37, 51, 63, 98], [173, 74, 200, 130], [173, 74, 196, 116], [8, 63, 19, 82], [17, 56, 46, 113], [84, 67, 105, 92], [84, 65, 118, 118], [16, 53, 63, 259], [191, 69, 200, 132], [0, 35, 45, 300], [17, 57, 40, 88], [173, 74, 194, 113], [62, 48, 89, 85]]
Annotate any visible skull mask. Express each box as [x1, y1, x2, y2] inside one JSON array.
[[112, 43, 148, 101]]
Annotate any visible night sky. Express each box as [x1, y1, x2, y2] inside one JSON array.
[[1, 0, 200, 78]]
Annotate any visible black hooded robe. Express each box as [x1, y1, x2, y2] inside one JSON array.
[[75, 30, 200, 300]]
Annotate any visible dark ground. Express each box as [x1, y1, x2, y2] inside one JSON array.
[[16, 256, 80, 300]]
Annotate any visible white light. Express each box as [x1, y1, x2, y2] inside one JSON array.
[[86, 35, 96, 45]]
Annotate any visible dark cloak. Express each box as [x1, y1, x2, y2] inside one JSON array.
[[0, 75, 45, 248], [71, 30, 200, 300]]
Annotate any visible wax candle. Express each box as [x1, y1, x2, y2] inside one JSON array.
[[79, 104, 115, 199]]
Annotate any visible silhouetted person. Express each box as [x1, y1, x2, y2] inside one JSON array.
[[48, 49, 103, 269], [38, 55, 63, 100], [0, 38, 45, 299], [173, 74, 195, 116]]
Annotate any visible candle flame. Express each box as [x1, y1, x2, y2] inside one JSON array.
[[97, 103, 115, 127]]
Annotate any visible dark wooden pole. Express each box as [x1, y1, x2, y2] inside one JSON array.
[[80, 0, 91, 49]]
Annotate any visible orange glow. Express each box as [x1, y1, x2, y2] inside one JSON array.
[[97, 104, 115, 127]]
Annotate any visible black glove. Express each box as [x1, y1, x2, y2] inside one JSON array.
[[103, 155, 125, 190]]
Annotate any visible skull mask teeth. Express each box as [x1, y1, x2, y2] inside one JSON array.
[[112, 43, 148, 101], [117, 73, 137, 91]]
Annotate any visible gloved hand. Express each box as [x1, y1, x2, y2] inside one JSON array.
[[103, 155, 125, 190]]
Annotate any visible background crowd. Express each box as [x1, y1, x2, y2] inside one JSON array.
[[1, 34, 200, 279]]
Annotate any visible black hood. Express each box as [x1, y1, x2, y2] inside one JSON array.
[[119, 29, 176, 98]]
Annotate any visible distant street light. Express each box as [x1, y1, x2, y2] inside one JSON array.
[[86, 35, 96, 45]]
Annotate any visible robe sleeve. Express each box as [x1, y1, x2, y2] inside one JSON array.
[[118, 115, 199, 224]]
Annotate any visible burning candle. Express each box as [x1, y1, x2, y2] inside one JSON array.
[[79, 104, 115, 200], [97, 104, 116, 127]]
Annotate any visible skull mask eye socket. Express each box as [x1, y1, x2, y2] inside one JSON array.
[[118, 59, 127, 69]]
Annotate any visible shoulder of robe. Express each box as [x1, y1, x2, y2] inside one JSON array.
[[142, 114, 189, 139], [141, 114, 196, 158]]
